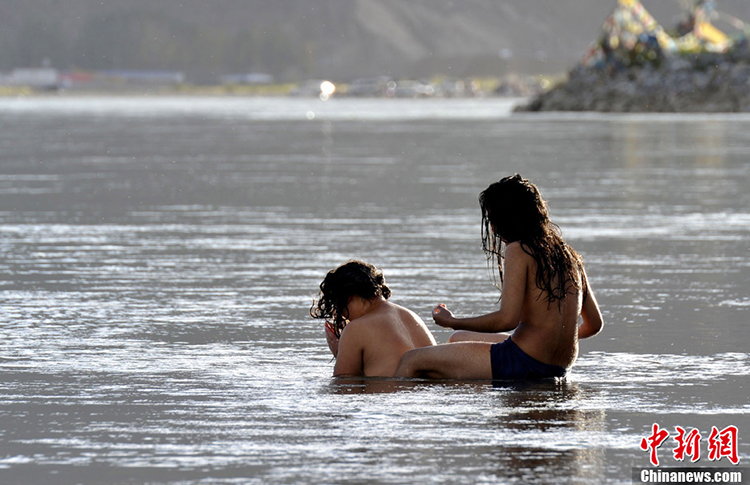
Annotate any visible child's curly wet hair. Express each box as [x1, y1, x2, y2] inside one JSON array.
[[310, 260, 391, 338]]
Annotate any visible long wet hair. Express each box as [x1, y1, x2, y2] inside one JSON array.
[[479, 174, 586, 307], [310, 260, 392, 338]]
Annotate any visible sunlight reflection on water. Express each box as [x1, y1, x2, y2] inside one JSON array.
[[0, 98, 748, 484]]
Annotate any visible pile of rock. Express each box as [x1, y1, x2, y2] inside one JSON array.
[[517, 40, 750, 112]]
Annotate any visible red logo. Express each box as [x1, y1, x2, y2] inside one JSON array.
[[708, 425, 739, 465], [641, 424, 740, 467], [640, 423, 670, 466], [673, 427, 701, 463]]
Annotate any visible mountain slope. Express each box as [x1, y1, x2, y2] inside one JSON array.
[[2, 0, 749, 80]]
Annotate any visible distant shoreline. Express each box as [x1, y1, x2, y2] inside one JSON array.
[[0, 75, 557, 100], [0, 84, 297, 98]]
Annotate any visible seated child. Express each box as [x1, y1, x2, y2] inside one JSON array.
[[311, 260, 436, 377], [395, 174, 603, 381]]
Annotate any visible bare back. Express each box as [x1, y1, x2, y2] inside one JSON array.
[[334, 300, 436, 377], [510, 247, 583, 368], [482, 240, 598, 370]]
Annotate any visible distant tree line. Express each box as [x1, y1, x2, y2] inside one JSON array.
[[0, 9, 315, 82]]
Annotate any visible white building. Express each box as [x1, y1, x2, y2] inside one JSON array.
[[7, 68, 61, 90]]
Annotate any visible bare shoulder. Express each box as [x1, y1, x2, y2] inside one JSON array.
[[356, 301, 425, 333], [503, 241, 534, 274], [388, 301, 422, 320], [337, 319, 373, 353], [340, 316, 369, 336], [505, 241, 532, 261]]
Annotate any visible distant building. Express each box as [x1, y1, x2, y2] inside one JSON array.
[[390, 80, 435, 98], [220, 73, 274, 85], [97, 71, 186, 86], [346, 77, 393, 97], [59, 70, 95, 88], [6, 68, 61, 90]]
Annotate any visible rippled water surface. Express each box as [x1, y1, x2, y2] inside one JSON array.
[[1, 97, 748, 484]]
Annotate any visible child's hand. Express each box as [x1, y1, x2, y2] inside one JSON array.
[[432, 303, 456, 328], [324, 321, 339, 357]]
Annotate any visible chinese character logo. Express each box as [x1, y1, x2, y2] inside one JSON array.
[[640, 424, 740, 467], [708, 425, 739, 465], [673, 426, 701, 463], [640, 423, 670, 466]]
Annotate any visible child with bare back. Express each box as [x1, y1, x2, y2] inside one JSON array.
[[311, 260, 436, 377], [395, 174, 603, 381]]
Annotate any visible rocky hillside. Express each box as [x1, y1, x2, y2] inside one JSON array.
[[516, 1, 750, 112], [518, 50, 750, 112]]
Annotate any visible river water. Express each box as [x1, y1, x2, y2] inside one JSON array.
[[0, 97, 748, 484]]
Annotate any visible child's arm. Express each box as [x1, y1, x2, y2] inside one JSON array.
[[578, 268, 603, 339], [325, 321, 340, 357], [433, 242, 526, 333], [332, 322, 365, 377], [433, 306, 519, 333]]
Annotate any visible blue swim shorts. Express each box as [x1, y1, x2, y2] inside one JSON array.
[[490, 338, 568, 381]]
